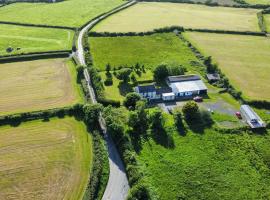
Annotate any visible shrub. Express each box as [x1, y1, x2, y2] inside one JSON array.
[[153, 64, 169, 82], [123, 92, 141, 110], [127, 181, 152, 200], [104, 77, 113, 86], [182, 101, 200, 121], [97, 98, 121, 107]]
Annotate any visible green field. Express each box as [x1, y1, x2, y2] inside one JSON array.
[[0, 0, 123, 27], [183, 32, 270, 100], [137, 112, 270, 200], [90, 33, 200, 71], [0, 117, 92, 200], [244, 0, 270, 4], [93, 2, 260, 33], [0, 24, 74, 55], [0, 58, 83, 116], [265, 15, 270, 32]]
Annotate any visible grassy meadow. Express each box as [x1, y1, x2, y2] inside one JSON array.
[[0, 24, 74, 55], [90, 33, 200, 71], [0, 0, 124, 27], [137, 112, 270, 200], [93, 2, 260, 33], [0, 117, 92, 200], [183, 32, 270, 100], [264, 15, 270, 32], [244, 0, 270, 4], [0, 58, 83, 116]]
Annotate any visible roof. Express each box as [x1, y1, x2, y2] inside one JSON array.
[[162, 92, 175, 97], [136, 84, 156, 93], [170, 80, 207, 93], [206, 73, 220, 81], [167, 75, 201, 83], [156, 87, 172, 95], [240, 105, 265, 128]]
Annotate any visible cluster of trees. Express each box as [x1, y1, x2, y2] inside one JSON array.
[[153, 63, 187, 82]]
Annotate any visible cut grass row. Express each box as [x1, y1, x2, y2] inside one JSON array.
[[183, 32, 270, 100], [0, 58, 84, 116], [0, 0, 124, 27], [0, 117, 92, 200], [0, 24, 74, 55], [93, 2, 260, 33]]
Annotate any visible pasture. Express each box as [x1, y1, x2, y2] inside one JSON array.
[[0, 24, 74, 55], [265, 15, 270, 32], [244, 0, 270, 4], [183, 32, 270, 100], [90, 33, 200, 71], [93, 2, 260, 33], [137, 113, 270, 200], [0, 0, 123, 27], [0, 58, 83, 116], [0, 117, 92, 200]]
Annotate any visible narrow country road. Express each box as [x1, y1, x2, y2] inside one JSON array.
[[76, 1, 136, 200]]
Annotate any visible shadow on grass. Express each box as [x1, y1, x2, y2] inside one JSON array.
[[118, 81, 133, 96], [151, 127, 175, 149], [185, 112, 214, 134]]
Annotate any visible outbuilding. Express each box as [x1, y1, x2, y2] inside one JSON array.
[[240, 105, 265, 128]]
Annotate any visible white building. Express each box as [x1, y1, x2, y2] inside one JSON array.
[[240, 105, 266, 128]]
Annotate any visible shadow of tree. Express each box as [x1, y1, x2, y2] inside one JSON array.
[[118, 81, 134, 96], [186, 111, 214, 134], [151, 127, 175, 149]]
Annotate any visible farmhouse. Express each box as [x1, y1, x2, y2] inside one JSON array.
[[240, 105, 266, 128], [135, 75, 207, 101]]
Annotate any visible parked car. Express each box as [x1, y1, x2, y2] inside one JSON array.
[[235, 111, 242, 119], [193, 96, 203, 102]]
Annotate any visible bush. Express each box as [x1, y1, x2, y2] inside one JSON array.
[[123, 92, 141, 110], [182, 101, 200, 121], [97, 98, 121, 107], [104, 77, 113, 86], [153, 64, 169, 82], [127, 181, 152, 200]]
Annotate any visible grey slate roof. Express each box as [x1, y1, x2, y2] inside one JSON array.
[[167, 75, 201, 83], [136, 84, 156, 93]]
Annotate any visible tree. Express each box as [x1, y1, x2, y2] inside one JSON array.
[[149, 108, 164, 131], [124, 92, 141, 110], [105, 63, 111, 73], [153, 64, 169, 82], [116, 68, 132, 82], [182, 101, 199, 121], [76, 65, 85, 81], [206, 63, 218, 73], [127, 182, 151, 200], [83, 103, 103, 127], [130, 73, 137, 85], [167, 65, 186, 76], [204, 56, 212, 67]]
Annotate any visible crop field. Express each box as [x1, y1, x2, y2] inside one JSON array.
[[244, 0, 270, 4], [93, 2, 260, 33], [0, 0, 123, 27], [0, 58, 83, 116], [0, 24, 74, 55], [90, 33, 200, 71], [0, 117, 92, 200], [265, 15, 270, 32], [137, 113, 270, 200], [183, 32, 270, 100]]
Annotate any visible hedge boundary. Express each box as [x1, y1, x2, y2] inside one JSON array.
[[0, 21, 76, 30], [138, 0, 270, 9], [89, 26, 184, 37], [0, 50, 71, 63], [185, 28, 266, 35], [257, 11, 267, 33]]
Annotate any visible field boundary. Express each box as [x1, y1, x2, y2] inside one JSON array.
[[257, 11, 267, 32], [184, 28, 266, 35], [0, 50, 71, 63], [0, 21, 76, 30], [138, 0, 270, 8]]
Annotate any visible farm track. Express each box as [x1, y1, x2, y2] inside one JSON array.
[[77, 1, 136, 199]]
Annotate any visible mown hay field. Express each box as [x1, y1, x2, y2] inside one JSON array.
[[244, 0, 270, 4], [93, 2, 260, 33], [0, 117, 92, 200], [183, 32, 270, 100], [0, 0, 123, 27], [0, 24, 74, 55], [137, 113, 270, 200], [90, 33, 200, 71], [0, 58, 83, 116]]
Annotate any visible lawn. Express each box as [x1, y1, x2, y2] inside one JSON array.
[[90, 33, 200, 71], [264, 15, 270, 32], [0, 0, 124, 27], [0, 24, 74, 55], [244, 0, 270, 4], [137, 113, 270, 200], [183, 32, 270, 100], [93, 2, 260, 33], [100, 69, 153, 101], [0, 117, 92, 200], [0, 58, 84, 116]]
